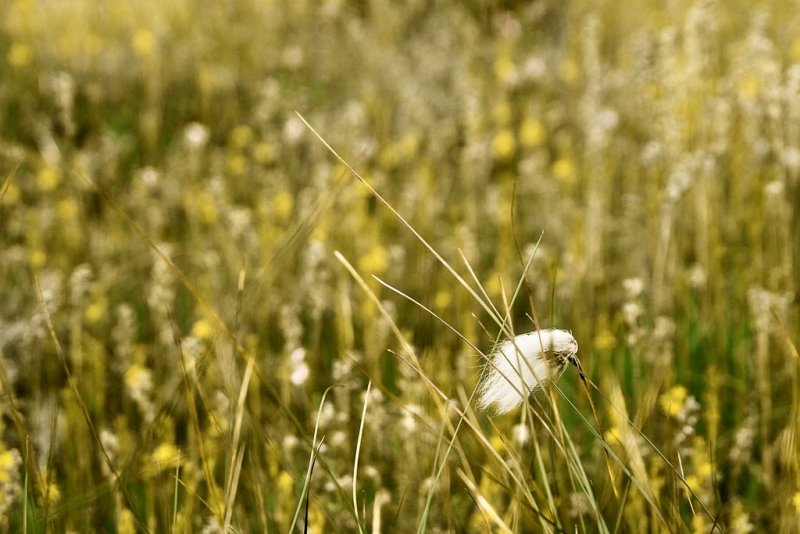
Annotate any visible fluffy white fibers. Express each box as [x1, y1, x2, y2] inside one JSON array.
[[477, 329, 578, 415]]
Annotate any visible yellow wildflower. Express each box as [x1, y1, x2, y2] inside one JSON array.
[[277, 471, 294, 496], [519, 117, 546, 148], [8, 42, 33, 67], [117, 508, 137, 534], [434, 290, 451, 310], [489, 435, 506, 454], [40, 481, 61, 507], [358, 245, 389, 274], [594, 329, 616, 352], [85, 299, 107, 324], [552, 158, 576, 184], [125, 364, 153, 396], [558, 58, 579, 84], [191, 319, 214, 340], [684, 475, 701, 495], [149, 443, 181, 474], [738, 75, 761, 100], [226, 154, 247, 176], [378, 145, 399, 170], [492, 101, 512, 126], [37, 166, 62, 192], [57, 198, 79, 222], [659, 385, 688, 417], [483, 276, 501, 297], [1, 182, 20, 204], [229, 125, 253, 149], [196, 192, 218, 224], [253, 141, 275, 164], [493, 52, 515, 82], [492, 129, 516, 162], [397, 133, 419, 158], [308, 503, 326, 532], [85, 33, 103, 57], [132, 29, 156, 58], [604, 426, 622, 445], [793, 492, 800, 513], [0, 450, 16, 484], [696, 461, 713, 480], [29, 249, 46, 269], [272, 190, 294, 222]]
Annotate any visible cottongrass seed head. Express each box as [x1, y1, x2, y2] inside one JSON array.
[[478, 329, 579, 415]]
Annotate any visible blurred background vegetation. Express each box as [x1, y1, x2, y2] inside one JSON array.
[[1, 0, 799, 531]]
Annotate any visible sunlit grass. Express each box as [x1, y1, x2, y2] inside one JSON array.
[[1, 0, 799, 531]]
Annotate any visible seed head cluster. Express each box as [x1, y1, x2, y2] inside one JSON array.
[[478, 329, 579, 415]]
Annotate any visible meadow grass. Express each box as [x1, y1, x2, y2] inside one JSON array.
[[1, 0, 800, 532]]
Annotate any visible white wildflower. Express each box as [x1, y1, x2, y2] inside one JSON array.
[[511, 423, 531, 446], [283, 116, 305, 145], [688, 263, 707, 289], [140, 166, 159, 187], [401, 404, 422, 433], [289, 348, 311, 386], [289, 347, 309, 386], [290, 362, 309, 386], [477, 329, 579, 415], [623, 302, 643, 325], [622, 277, 645, 299], [290, 347, 307, 364], [184, 122, 209, 149]]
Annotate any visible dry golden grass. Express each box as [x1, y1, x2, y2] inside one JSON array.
[[1, 0, 799, 532]]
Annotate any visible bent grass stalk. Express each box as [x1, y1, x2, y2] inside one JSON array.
[[0, 353, 44, 518], [372, 276, 564, 529], [335, 252, 549, 519], [33, 272, 148, 532], [457, 470, 513, 533], [69, 166, 367, 528], [417, 418, 448, 533], [223, 354, 254, 531], [372, 232, 620, 528], [289, 386, 336, 532], [332, 172, 600, 528], [367, 210, 639, 527], [574, 359, 619, 497], [303, 113, 727, 530], [296, 112, 516, 341], [23, 441, 28, 533], [509, 175, 608, 518], [70, 167, 300, 435], [326, 176, 603, 530], [353, 252, 610, 531], [353, 380, 372, 534], [582, 374, 721, 526], [0, 164, 18, 201], [303, 440, 325, 534], [173, 462, 180, 529], [306, 113, 582, 525], [177, 328, 223, 520]]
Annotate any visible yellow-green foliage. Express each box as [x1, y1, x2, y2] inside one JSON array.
[[1, 0, 799, 532]]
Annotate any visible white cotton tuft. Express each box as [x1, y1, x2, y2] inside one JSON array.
[[477, 329, 578, 415]]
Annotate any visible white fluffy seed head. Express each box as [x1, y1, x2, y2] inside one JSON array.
[[477, 329, 578, 415]]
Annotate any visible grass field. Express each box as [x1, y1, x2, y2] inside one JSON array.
[[1, 0, 800, 532]]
